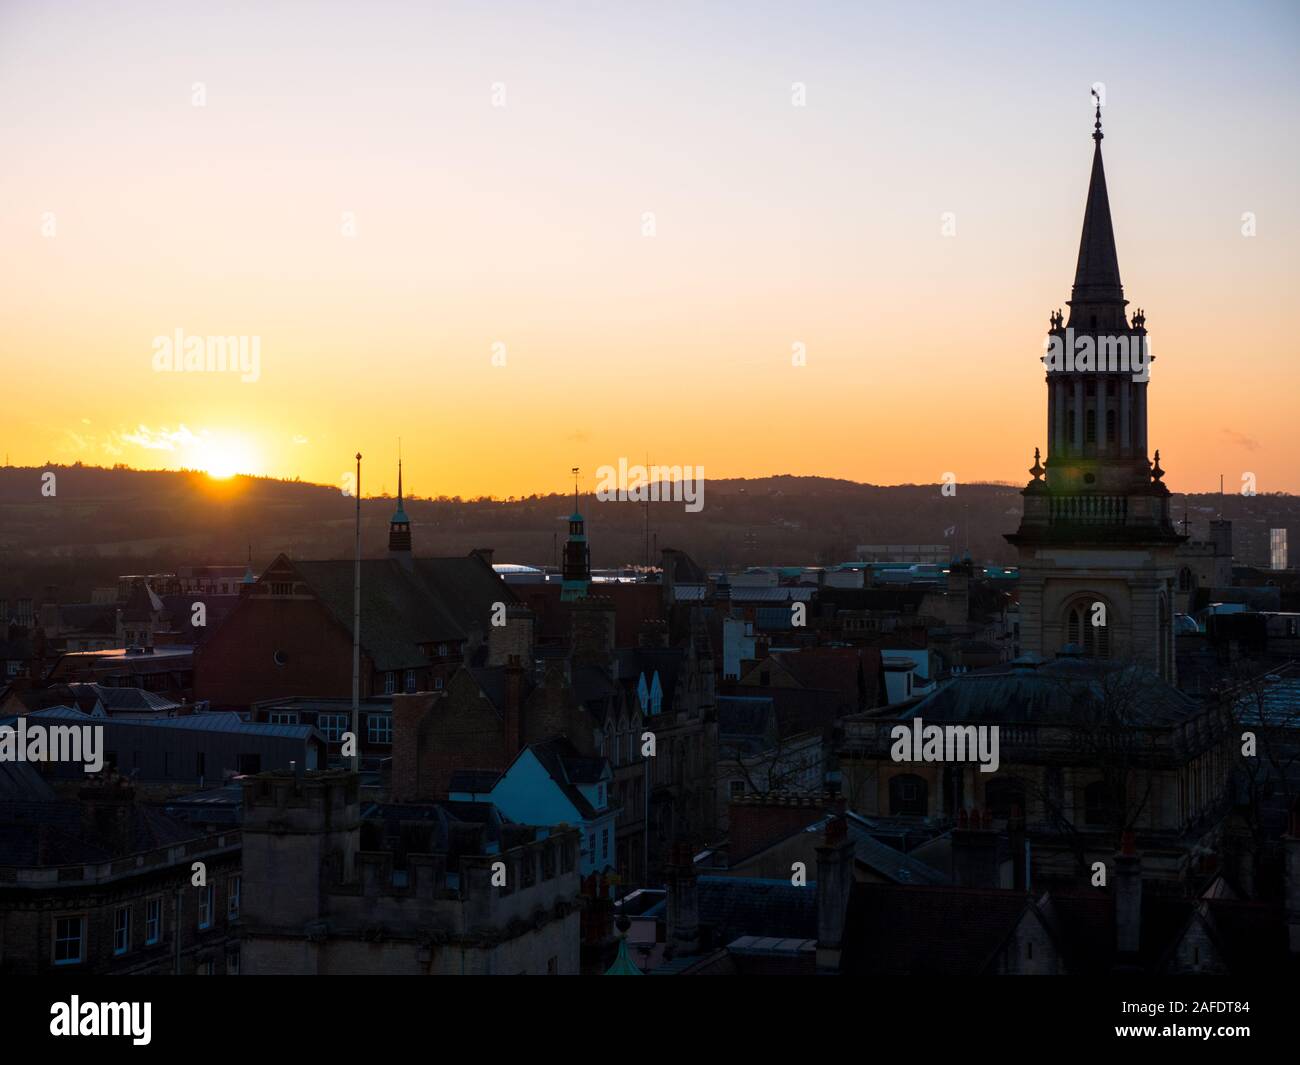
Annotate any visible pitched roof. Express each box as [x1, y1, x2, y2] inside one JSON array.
[[898, 658, 1199, 726], [522, 737, 610, 820], [841, 882, 1031, 975], [290, 554, 514, 671]]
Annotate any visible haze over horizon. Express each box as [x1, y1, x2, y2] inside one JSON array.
[[3, 0, 1298, 499]]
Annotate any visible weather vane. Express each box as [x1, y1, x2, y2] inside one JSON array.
[[1091, 86, 1103, 141]]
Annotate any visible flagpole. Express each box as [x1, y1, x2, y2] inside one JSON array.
[[351, 452, 362, 774]]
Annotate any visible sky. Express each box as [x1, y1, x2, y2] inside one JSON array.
[[1, 0, 1297, 499]]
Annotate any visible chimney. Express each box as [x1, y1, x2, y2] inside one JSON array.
[[1114, 831, 1142, 958], [728, 794, 824, 863], [951, 807, 999, 888], [815, 811, 855, 974], [570, 597, 616, 678], [391, 691, 438, 802], [503, 655, 525, 758], [487, 605, 535, 666], [1285, 808, 1300, 954], [78, 775, 136, 855], [666, 841, 699, 957]]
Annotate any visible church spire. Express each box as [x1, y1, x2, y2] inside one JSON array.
[[388, 443, 412, 561], [1070, 90, 1124, 310]]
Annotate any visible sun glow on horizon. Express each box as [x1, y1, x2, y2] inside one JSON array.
[[187, 433, 261, 481]]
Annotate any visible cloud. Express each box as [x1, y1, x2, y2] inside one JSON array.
[[118, 424, 200, 452], [1221, 428, 1261, 452]]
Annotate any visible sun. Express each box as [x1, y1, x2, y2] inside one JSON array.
[[188, 433, 259, 480]]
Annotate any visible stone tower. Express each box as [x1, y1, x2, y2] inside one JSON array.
[[1006, 99, 1184, 681]]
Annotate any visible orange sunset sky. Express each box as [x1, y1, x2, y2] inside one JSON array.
[[2, 1, 1297, 499]]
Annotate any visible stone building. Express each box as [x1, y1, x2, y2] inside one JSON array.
[[0, 767, 242, 975], [238, 770, 581, 975]]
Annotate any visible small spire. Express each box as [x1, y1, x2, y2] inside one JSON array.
[[1030, 447, 1044, 482], [1091, 87, 1103, 143]]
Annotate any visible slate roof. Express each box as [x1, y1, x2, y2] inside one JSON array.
[[897, 658, 1200, 726], [717, 696, 774, 756], [290, 554, 514, 672], [0, 796, 201, 868], [696, 877, 819, 947], [67, 683, 180, 713], [840, 883, 1031, 975]]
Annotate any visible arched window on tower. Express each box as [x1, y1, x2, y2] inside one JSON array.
[[1065, 598, 1111, 657], [1178, 567, 1193, 593]]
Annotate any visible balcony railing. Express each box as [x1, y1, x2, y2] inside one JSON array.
[[1049, 494, 1128, 525]]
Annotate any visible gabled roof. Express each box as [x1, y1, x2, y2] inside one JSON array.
[[513, 736, 611, 821], [285, 553, 515, 671]]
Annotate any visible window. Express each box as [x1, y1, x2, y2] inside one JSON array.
[[197, 959, 214, 976], [1106, 409, 1116, 443], [227, 946, 241, 975], [404, 669, 416, 693], [146, 898, 162, 945], [729, 779, 746, 799], [270, 582, 293, 596], [54, 916, 84, 965], [228, 876, 241, 920], [587, 832, 596, 861], [985, 778, 1026, 820], [1084, 780, 1114, 827], [268, 711, 298, 725], [1085, 408, 1096, 444], [198, 885, 213, 930], [384, 672, 396, 695], [113, 906, 131, 955], [434, 677, 444, 691], [317, 713, 348, 742], [437, 644, 448, 658], [889, 773, 928, 816], [601, 828, 609, 861], [367, 714, 393, 744]]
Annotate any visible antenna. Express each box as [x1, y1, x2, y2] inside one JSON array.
[[351, 452, 362, 774]]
